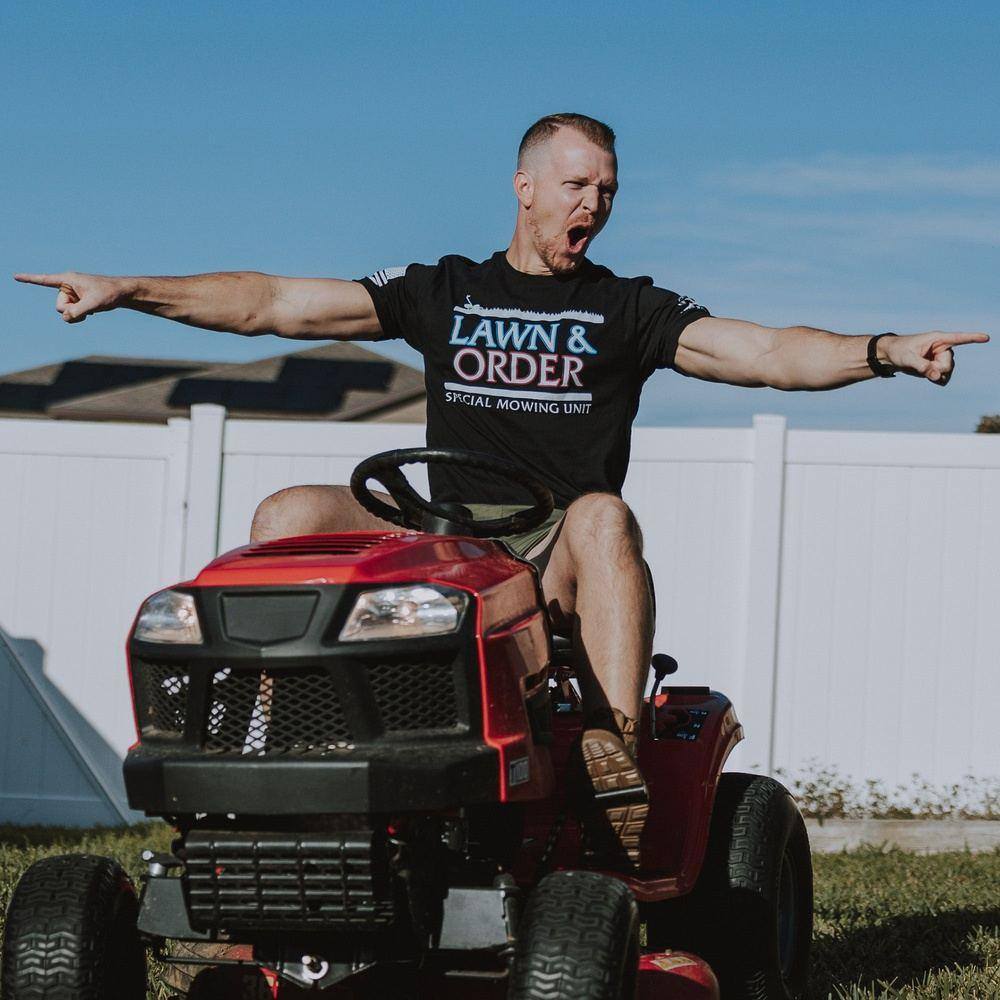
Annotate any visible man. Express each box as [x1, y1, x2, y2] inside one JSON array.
[[15, 113, 988, 866]]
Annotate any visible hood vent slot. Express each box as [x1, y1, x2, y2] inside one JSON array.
[[244, 533, 402, 558]]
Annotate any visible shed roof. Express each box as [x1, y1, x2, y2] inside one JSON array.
[[0, 343, 425, 423]]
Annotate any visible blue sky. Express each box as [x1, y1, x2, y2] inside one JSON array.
[[3, 1, 998, 430]]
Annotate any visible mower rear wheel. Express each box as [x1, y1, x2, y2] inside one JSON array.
[[508, 869, 638, 1000], [646, 773, 812, 1000], [1, 853, 146, 1000]]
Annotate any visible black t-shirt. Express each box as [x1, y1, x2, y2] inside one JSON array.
[[357, 252, 709, 508]]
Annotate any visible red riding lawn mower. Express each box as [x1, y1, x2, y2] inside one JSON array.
[[2, 449, 813, 1000]]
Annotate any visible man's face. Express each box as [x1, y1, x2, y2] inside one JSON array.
[[516, 128, 618, 275]]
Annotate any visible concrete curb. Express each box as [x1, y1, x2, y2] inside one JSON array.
[[805, 818, 1000, 854]]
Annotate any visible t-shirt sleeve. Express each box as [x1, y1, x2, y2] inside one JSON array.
[[635, 281, 711, 377], [355, 263, 434, 351]]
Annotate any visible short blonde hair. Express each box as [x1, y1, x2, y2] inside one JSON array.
[[517, 113, 616, 166]]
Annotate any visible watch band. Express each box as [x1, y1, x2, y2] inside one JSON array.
[[867, 332, 898, 378]]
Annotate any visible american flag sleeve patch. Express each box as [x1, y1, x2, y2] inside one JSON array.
[[366, 266, 408, 287]]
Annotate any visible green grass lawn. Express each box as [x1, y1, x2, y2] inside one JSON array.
[[811, 846, 999, 999], [1, 823, 998, 999]]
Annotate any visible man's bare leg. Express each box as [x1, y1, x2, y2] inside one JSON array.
[[249, 485, 397, 541], [538, 493, 653, 719], [534, 492, 653, 864]]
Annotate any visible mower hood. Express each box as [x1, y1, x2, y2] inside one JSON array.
[[192, 531, 513, 589]]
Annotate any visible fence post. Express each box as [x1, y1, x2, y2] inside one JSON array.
[[163, 417, 191, 583], [739, 414, 787, 773], [182, 404, 226, 578]]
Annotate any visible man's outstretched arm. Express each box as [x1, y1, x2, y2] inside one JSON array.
[[12, 271, 381, 340], [675, 316, 989, 389]]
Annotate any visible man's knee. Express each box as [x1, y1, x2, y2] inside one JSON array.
[[562, 493, 642, 559], [250, 484, 351, 541]]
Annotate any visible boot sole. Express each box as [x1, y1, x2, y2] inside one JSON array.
[[580, 728, 648, 865]]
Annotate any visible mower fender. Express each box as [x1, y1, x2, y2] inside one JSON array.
[[637, 690, 742, 888], [639, 951, 719, 999]]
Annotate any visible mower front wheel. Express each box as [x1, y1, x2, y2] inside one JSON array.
[[1, 853, 146, 1000], [508, 869, 639, 1000]]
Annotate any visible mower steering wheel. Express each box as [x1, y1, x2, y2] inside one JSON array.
[[350, 447, 554, 538]]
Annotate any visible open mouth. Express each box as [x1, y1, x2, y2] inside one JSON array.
[[567, 225, 591, 255]]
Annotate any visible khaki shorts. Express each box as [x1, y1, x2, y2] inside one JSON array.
[[465, 503, 566, 571]]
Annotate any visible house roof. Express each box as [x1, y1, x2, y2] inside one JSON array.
[[0, 343, 425, 423]]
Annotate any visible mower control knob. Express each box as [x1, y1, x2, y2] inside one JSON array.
[[651, 653, 678, 677]]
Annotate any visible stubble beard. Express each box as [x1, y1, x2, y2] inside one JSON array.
[[527, 211, 581, 276]]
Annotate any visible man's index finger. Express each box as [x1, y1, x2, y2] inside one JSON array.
[[13, 273, 67, 288], [940, 331, 990, 346]]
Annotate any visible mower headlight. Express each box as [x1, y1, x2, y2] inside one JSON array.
[[339, 585, 468, 642], [134, 589, 203, 644]]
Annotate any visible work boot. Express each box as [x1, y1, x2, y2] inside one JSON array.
[[579, 707, 648, 867]]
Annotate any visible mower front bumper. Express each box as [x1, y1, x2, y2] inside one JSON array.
[[124, 740, 500, 815]]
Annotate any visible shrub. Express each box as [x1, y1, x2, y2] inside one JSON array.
[[773, 761, 1000, 820]]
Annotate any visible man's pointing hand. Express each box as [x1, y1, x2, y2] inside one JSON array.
[[14, 271, 126, 324], [882, 331, 990, 385]]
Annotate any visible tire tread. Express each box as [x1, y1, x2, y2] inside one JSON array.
[[1, 853, 145, 1000], [509, 870, 637, 1000], [700, 773, 812, 1000]]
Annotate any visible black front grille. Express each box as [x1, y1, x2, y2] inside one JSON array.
[[369, 661, 459, 732], [183, 830, 394, 931], [134, 664, 189, 739], [133, 654, 468, 754], [205, 668, 353, 756]]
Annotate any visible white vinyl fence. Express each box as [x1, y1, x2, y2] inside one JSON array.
[[1, 404, 998, 824], [0, 417, 191, 823]]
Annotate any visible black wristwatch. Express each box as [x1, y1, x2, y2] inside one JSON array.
[[867, 332, 898, 378]]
